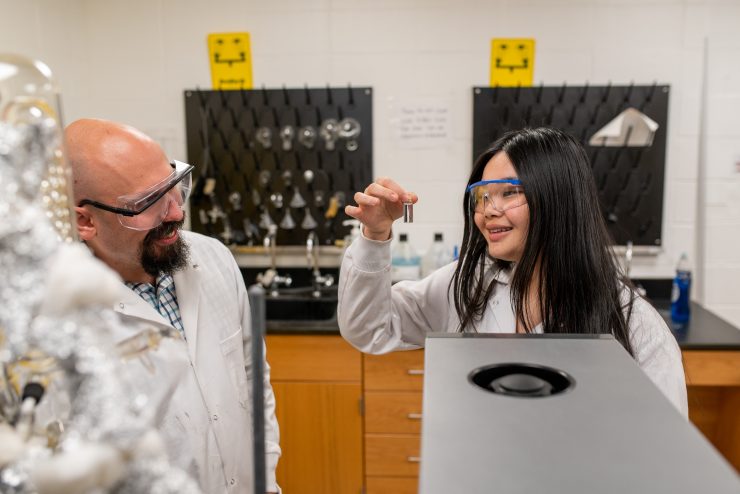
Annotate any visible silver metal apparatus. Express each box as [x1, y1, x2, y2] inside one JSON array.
[[306, 231, 334, 298], [418, 334, 740, 494], [403, 202, 414, 223], [247, 285, 267, 494], [256, 225, 292, 295]]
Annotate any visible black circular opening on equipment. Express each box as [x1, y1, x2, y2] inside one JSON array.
[[468, 363, 575, 398]]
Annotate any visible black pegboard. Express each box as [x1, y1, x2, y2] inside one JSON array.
[[473, 84, 669, 247], [184, 86, 372, 247]]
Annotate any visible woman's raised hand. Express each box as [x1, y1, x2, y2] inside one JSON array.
[[344, 177, 418, 241]]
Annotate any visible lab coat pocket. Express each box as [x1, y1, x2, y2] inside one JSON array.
[[219, 328, 249, 409]]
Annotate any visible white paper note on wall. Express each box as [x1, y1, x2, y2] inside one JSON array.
[[389, 97, 451, 149]]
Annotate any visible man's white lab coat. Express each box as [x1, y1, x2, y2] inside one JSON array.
[[113, 231, 281, 493]]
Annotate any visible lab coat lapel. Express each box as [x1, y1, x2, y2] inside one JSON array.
[[114, 286, 172, 329], [173, 257, 202, 362]]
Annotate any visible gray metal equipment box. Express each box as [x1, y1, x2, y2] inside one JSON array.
[[419, 334, 739, 494]]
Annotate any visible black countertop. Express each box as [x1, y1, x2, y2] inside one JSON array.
[[657, 301, 740, 350], [265, 300, 740, 351], [266, 318, 339, 334]]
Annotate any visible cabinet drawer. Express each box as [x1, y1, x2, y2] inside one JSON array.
[[364, 350, 425, 391], [366, 477, 418, 494], [365, 391, 423, 434], [365, 434, 421, 477], [683, 351, 740, 386], [266, 335, 361, 382]]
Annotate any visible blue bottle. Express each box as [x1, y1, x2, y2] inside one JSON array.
[[670, 253, 691, 324]]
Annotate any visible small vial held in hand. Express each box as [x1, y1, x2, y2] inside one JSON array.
[[403, 202, 414, 223]]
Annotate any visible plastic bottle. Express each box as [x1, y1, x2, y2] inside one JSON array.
[[341, 219, 362, 259], [391, 233, 421, 283], [670, 253, 691, 324], [421, 233, 450, 278]]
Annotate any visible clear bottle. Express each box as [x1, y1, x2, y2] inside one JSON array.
[[391, 233, 421, 283], [670, 253, 691, 324], [421, 232, 450, 278], [341, 219, 362, 260]]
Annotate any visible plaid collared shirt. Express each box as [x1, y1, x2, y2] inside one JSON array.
[[125, 273, 185, 335]]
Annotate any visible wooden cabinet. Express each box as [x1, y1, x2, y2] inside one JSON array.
[[266, 336, 739, 494], [683, 350, 740, 471], [365, 477, 419, 494], [359, 348, 740, 492], [266, 334, 363, 494], [363, 350, 424, 492]]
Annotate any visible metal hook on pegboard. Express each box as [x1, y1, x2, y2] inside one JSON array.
[[545, 105, 555, 126], [568, 105, 578, 126], [557, 82, 567, 104], [622, 81, 635, 105], [589, 105, 601, 126], [239, 87, 250, 107], [601, 81, 612, 103], [645, 81, 658, 103], [218, 88, 229, 110]]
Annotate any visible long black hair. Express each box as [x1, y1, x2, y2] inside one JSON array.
[[451, 127, 635, 356]]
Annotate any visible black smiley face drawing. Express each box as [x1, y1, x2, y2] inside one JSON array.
[[494, 40, 532, 73], [212, 35, 246, 67]]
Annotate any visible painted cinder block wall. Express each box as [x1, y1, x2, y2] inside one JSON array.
[[1, 0, 738, 326]]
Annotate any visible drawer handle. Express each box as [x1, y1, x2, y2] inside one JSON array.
[[407, 456, 421, 463], [406, 369, 424, 375], [407, 413, 423, 420]]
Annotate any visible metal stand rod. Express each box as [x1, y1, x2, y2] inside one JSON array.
[[248, 284, 266, 494]]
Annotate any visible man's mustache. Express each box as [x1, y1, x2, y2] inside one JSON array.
[[146, 218, 185, 242]]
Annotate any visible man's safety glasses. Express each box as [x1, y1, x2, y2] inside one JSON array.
[[466, 179, 526, 214], [77, 160, 194, 231]]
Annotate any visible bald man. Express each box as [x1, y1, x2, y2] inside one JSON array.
[[66, 119, 281, 494]]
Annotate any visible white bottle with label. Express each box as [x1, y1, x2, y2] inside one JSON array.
[[421, 232, 451, 278], [391, 233, 421, 283]]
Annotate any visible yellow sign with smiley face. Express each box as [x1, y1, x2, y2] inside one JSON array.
[[208, 32, 253, 90], [490, 38, 535, 87]]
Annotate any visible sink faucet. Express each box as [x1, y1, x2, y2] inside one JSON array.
[[622, 240, 646, 296], [306, 231, 334, 298], [624, 240, 633, 278], [257, 225, 292, 295]]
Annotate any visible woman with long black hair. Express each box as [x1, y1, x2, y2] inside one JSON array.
[[337, 127, 687, 415]]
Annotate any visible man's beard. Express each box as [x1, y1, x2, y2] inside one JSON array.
[[139, 218, 190, 277]]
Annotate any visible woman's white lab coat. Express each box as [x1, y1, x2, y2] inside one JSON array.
[[338, 234, 688, 418]]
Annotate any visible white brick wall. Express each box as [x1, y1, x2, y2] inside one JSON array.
[[1, 0, 739, 326]]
